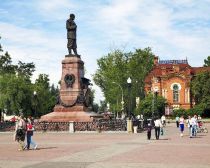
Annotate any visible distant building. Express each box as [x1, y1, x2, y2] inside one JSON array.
[[144, 56, 210, 114]]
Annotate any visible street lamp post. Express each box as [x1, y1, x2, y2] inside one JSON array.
[[33, 91, 37, 118], [127, 77, 132, 119], [127, 77, 132, 133], [152, 87, 159, 119]]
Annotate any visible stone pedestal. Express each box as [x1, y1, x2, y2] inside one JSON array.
[[127, 119, 133, 133], [40, 55, 97, 122]]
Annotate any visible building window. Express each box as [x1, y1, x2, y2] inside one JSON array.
[[173, 84, 179, 103]]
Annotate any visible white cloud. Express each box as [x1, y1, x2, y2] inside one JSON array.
[[0, 22, 63, 84], [1, 0, 210, 103], [0, 21, 103, 103], [35, 0, 75, 20]]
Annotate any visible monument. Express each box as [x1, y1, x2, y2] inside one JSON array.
[[41, 14, 98, 122]]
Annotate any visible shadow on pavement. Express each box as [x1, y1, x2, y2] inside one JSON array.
[[36, 147, 57, 150], [149, 138, 170, 141]]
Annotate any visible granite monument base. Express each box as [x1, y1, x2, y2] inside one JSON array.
[[40, 111, 95, 122], [40, 105, 100, 122]]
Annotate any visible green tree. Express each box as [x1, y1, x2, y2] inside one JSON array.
[[0, 37, 34, 117], [137, 93, 167, 118], [191, 71, 210, 105], [191, 71, 210, 117], [98, 100, 107, 113], [33, 74, 56, 117], [0, 37, 57, 118], [204, 56, 210, 67], [93, 47, 154, 116], [16, 61, 35, 80], [128, 48, 154, 99], [92, 103, 99, 112], [0, 73, 33, 116]]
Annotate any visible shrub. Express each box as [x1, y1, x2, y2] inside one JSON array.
[[173, 108, 188, 118]]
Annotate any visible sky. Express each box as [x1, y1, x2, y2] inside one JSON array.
[[0, 0, 210, 104]]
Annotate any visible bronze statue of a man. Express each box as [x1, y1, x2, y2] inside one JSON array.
[[66, 14, 79, 56]]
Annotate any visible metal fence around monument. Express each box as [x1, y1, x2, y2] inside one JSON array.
[[0, 119, 127, 132], [74, 119, 127, 132], [34, 121, 70, 132]]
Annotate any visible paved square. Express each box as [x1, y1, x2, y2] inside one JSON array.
[[0, 123, 210, 168]]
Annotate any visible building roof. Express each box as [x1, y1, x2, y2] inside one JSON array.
[[192, 66, 210, 74], [144, 57, 210, 84], [159, 59, 188, 64]]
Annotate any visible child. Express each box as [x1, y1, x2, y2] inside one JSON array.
[[147, 123, 152, 140]]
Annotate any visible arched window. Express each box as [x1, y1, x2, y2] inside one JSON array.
[[173, 84, 179, 103]]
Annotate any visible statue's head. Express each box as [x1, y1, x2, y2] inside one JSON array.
[[70, 14, 75, 20]]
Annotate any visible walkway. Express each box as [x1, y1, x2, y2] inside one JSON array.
[[0, 123, 210, 168]]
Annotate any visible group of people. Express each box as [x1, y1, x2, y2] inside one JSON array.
[[177, 115, 201, 138], [14, 116, 37, 151], [147, 115, 166, 140]]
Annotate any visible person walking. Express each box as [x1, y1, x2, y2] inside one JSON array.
[[186, 116, 192, 137], [179, 116, 185, 137], [25, 118, 37, 150], [14, 116, 26, 151], [191, 115, 198, 137], [160, 123, 164, 136], [175, 116, 179, 128], [147, 123, 152, 140], [154, 118, 162, 140], [161, 115, 166, 127]]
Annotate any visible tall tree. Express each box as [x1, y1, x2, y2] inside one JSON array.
[[0, 36, 59, 118], [93, 47, 154, 116], [128, 48, 154, 101], [33, 74, 56, 117], [137, 93, 167, 118], [16, 61, 35, 80], [0, 72, 33, 116], [204, 56, 210, 67], [0, 51, 16, 74], [191, 71, 210, 112], [0, 43, 35, 116]]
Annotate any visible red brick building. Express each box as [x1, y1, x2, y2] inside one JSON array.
[[144, 56, 210, 114]]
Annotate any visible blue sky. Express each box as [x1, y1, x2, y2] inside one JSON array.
[[0, 0, 210, 103]]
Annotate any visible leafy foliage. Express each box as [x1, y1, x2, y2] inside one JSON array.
[[204, 56, 210, 67], [191, 71, 210, 107], [191, 71, 210, 117], [0, 37, 58, 118], [33, 74, 58, 117], [93, 47, 154, 115], [137, 93, 167, 118], [173, 106, 204, 118]]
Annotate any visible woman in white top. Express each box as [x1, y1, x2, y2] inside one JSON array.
[[186, 116, 192, 137], [14, 116, 26, 151]]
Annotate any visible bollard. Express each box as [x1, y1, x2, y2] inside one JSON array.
[[69, 121, 75, 133], [127, 119, 133, 133], [133, 126, 138, 133]]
